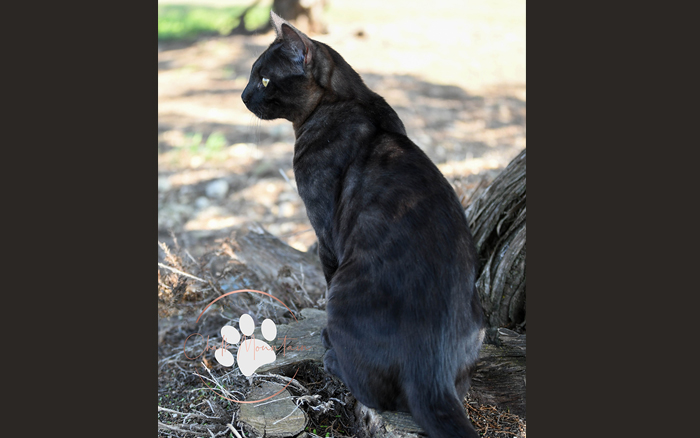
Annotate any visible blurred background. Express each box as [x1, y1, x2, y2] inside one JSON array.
[[158, 0, 526, 256]]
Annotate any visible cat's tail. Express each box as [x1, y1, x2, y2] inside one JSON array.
[[405, 383, 480, 438]]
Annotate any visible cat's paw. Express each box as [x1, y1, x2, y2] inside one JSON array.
[[322, 347, 344, 383], [321, 327, 332, 349], [214, 314, 277, 376]]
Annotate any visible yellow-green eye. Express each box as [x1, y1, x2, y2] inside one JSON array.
[[262, 78, 269, 87]]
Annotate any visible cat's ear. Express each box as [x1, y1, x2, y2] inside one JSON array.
[[270, 10, 313, 67], [270, 10, 287, 40]]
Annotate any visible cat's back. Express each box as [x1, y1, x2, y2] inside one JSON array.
[[348, 130, 467, 225], [335, 130, 475, 290]]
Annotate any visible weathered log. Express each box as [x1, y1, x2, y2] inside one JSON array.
[[353, 327, 526, 435], [354, 405, 423, 438], [466, 149, 526, 331], [218, 223, 328, 312], [258, 307, 328, 373], [470, 328, 526, 418]]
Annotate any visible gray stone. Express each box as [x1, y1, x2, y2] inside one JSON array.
[[205, 179, 229, 199], [194, 196, 210, 209]]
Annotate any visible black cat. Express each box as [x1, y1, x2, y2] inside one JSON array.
[[242, 12, 484, 438]]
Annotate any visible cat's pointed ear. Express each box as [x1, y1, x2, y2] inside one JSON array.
[[271, 10, 286, 39], [270, 10, 313, 67]]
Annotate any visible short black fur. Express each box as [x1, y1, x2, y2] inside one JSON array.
[[242, 12, 485, 438]]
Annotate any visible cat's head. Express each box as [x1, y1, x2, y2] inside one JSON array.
[[241, 11, 332, 125]]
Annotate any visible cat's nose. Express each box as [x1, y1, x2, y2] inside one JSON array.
[[241, 86, 251, 105]]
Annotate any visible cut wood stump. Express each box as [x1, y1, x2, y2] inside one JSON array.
[[239, 381, 308, 437]]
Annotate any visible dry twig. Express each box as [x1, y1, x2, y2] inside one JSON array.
[[158, 262, 208, 283]]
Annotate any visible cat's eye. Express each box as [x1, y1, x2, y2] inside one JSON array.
[[262, 78, 269, 87]]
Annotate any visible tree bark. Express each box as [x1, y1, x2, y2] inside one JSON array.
[[273, 0, 328, 34], [466, 149, 526, 332]]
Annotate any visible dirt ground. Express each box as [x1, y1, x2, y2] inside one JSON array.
[[158, 1, 525, 436]]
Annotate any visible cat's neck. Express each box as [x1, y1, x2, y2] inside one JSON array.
[[292, 42, 406, 147], [290, 43, 376, 128]]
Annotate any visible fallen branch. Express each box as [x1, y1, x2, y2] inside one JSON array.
[[226, 424, 243, 438], [256, 372, 309, 394], [158, 262, 208, 283]]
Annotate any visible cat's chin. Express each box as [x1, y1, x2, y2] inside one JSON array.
[[246, 107, 278, 122]]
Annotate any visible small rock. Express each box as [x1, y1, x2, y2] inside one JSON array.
[[205, 179, 229, 199], [194, 196, 210, 209]]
